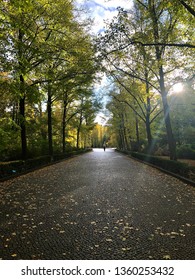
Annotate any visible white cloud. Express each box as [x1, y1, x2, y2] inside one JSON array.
[[95, 112, 109, 125], [76, 0, 133, 33], [76, 1, 133, 122]]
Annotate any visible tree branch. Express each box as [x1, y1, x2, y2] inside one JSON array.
[[179, 0, 195, 17], [111, 72, 146, 119], [112, 94, 145, 122], [140, 42, 195, 48], [150, 109, 163, 124], [135, 0, 148, 9], [108, 59, 160, 93]]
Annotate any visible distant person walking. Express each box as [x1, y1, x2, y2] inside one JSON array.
[[103, 141, 106, 151]]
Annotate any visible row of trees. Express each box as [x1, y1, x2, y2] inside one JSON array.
[[0, 0, 100, 161], [1, 0, 194, 161], [98, 0, 195, 160]]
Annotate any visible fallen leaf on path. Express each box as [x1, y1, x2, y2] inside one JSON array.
[[163, 255, 171, 259], [186, 223, 191, 227], [106, 238, 113, 242]]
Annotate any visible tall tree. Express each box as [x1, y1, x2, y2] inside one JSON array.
[[0, 0, 97, 159], [0, 0, 74, 158], [97, 0, 194, 159]]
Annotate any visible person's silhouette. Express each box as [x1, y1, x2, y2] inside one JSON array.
[[103, 142, 106, 151]]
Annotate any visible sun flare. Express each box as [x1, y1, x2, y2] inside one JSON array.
[[172, 83, 183, 93]]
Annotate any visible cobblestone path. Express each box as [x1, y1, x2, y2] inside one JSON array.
[[0, 149, 194, 259]]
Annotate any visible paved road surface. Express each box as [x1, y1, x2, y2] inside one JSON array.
[[0, 149, 194, 259]]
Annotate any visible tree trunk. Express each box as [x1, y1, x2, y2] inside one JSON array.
[[62, 99, 67, 153], [119, 125, 125, 150], [124, 112, 130, 150], [145, 97, 153, 149], [143, 48, 153, 148], [144, 84, 153, 149], [148, 1, 177, 160], [18, 28, 27, 159], [159, 66, 177, 160], [77, 114, 82, 149], [121, 112, 128, 150], [19, 77, 27, 160], [145, 114, 152, 147], [38, 101, 47, 154], [47, 82, 53, 158], [124, 127, 129, 150], [135, 113, 140, 149]]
